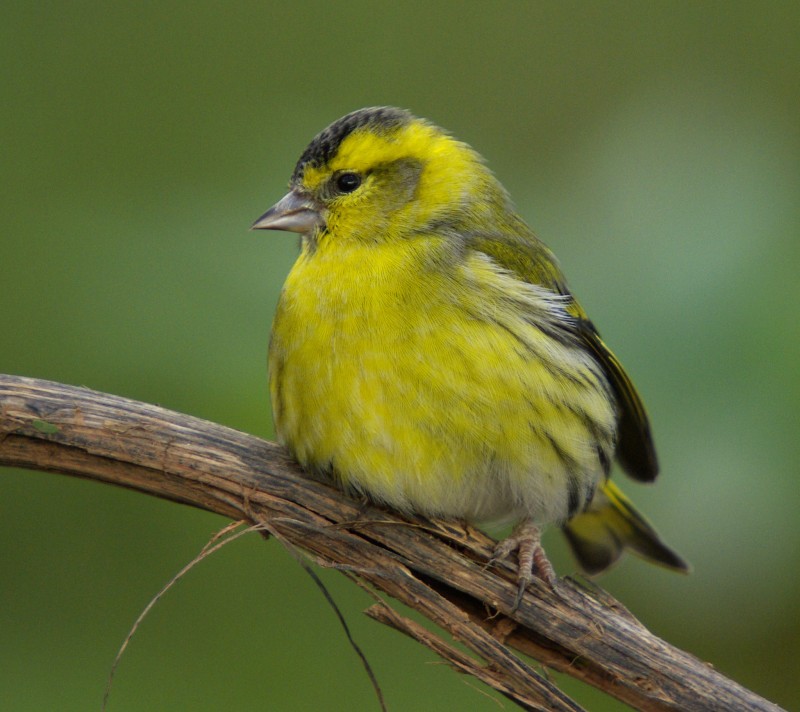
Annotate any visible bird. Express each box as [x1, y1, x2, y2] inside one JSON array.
[[252, 106, 689, 601]]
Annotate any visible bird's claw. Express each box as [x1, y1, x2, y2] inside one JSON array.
[[491, 520, 558, 611]]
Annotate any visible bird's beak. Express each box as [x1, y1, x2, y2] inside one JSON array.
[[251, 189, 325, 233]]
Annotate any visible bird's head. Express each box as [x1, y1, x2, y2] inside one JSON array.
[[253, 107, 509, 245]]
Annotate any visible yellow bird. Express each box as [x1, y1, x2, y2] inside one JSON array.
[[253, 107, 688, 596]]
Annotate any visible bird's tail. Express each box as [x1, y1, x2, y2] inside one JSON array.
[[562, 480, 690, 575]]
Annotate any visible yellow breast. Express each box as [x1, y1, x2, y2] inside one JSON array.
[[269, 235, 616, 525]]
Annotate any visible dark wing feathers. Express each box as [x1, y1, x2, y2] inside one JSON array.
[[468, 231, 659, 483], [577, 320, 659, 482]]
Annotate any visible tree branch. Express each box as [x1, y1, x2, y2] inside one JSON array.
[[0, 374, 783, 712]]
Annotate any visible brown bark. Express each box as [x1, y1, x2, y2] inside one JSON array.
[[0, 374, 784, 712]]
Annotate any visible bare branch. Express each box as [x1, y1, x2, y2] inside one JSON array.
[[0, 374, 784, 711]]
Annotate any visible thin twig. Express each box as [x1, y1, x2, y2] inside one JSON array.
[[102, 521, 255, 710], [255, 518, 388, 712]]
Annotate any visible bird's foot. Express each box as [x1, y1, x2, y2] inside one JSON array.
[[492, 520, 557, 609]]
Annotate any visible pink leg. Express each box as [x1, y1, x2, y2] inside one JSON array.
[[493, 520, 557, 608]]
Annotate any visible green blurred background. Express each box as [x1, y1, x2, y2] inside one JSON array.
[[2, 2, 798, 710]]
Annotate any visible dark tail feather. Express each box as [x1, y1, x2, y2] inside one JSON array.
[[562, 480, 690, 575]]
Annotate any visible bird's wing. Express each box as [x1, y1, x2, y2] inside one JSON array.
[[467, 230, 659, 482], [575, 320, 658, 481]]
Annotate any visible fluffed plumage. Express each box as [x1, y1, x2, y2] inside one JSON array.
[[253, 107, 689, 593]]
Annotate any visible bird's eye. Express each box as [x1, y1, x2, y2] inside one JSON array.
[[334, 172, 361, 194]]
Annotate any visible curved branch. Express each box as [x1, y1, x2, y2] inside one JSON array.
[[0, 374, 783, 712]]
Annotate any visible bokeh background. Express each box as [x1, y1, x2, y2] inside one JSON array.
[[2, 2, 798, 710]]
